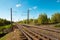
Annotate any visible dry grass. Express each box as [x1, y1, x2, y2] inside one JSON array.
[[0, 29, 23, 40]]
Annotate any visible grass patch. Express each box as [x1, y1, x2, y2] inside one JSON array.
[[54, 23, 60, 27], [0, 25, 11, 34], [0, 25, 11, 30]]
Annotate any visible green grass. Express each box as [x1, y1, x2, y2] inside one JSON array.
[[0, 25, 11, 30], [0, 36, 6, 40], [0, 24, 13, 40], [0, 25, 11, 34]]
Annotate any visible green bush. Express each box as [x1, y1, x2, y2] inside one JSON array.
[[0, 18, 11, 26], [51, 13, 60, 23], [38, 13, 48, 24]]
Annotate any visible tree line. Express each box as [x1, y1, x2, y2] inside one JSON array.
[[19, 12, 60, 25], [0, 18, 11, 26]]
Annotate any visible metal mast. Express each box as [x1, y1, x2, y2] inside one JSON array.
[[27, 9, 29, 24], [10, 8, 12, 26]]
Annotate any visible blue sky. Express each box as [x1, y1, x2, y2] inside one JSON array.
[[0, 0, 60, 21]]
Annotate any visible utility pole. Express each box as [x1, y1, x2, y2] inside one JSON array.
[[10, 8, 12, 26], [27, 9, 29, 24]]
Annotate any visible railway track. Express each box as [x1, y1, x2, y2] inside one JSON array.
[[22, 24, 60, 40], [26, 27, 59, 40], [22, 24, 60, 33], [15, 24, 59, 40], [16, 24, 48, 40]]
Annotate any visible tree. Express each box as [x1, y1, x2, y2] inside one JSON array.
[[0, 18, 11, 26], [33, 19, 38, 24], [51, 13, 60, 23], [48, 18, 51, 23], [38, 13, 48, 24]]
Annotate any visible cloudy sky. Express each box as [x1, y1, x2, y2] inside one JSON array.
[[0, 0, 60, 21]]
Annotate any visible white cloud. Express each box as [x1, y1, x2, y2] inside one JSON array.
[[33, 6, 37, 10], [16, 4, 21, 7], [56, 0, 60, 3], [28, 6, 37, 10], [29, 8, 32, 10]]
